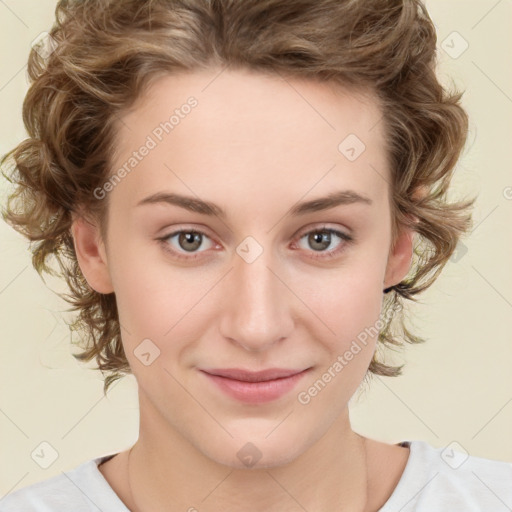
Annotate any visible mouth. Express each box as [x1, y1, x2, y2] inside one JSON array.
[[199, 367, 311, 404], [201, 367, 308, 382]]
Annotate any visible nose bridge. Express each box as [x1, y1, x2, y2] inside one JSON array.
[[219, 240, 292, 351]]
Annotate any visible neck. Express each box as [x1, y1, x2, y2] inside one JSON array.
[[125, 400, 369, 512]]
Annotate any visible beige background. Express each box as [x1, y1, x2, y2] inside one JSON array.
[[1, 0, 511, 495]]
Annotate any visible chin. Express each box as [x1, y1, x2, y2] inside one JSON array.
[[197, 424, 315, 470]]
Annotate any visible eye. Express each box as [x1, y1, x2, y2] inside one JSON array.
[[158, 229, 217, 260], [293, 226, 353, 259], [157, 225, 353, 262]]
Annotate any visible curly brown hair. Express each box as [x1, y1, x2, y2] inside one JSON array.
[[1, 0, 475, 395]]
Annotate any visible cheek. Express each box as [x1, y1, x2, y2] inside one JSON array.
[[107, 241, 214, 367], [105, 232, 176, 339], [113, 266, 191, 338], [293, 257, 385, 344], [294, 271, 382, 417]]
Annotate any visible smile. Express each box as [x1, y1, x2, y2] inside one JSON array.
[[199, 367, 311, 404]]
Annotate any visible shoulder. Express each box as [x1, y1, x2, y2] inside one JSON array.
[[380, 440, 512, 512], [0, 454, 124, 512]]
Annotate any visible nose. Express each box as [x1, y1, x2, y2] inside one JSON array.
[[218, 246, 294, 352]]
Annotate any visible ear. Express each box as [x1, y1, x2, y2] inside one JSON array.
[[383, 226, 415, 289], [71, 214, 114, 294]]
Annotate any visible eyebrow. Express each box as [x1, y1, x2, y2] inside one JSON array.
[[136, 190, 373, 218]]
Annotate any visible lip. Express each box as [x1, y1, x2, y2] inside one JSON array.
[[199, 367, 311, 404]]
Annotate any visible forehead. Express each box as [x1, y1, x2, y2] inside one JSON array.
[[110, 68, 389, 209]]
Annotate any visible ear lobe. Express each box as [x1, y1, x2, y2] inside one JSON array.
[[383, 227, 415, 290], [71, 215, 114, 294]]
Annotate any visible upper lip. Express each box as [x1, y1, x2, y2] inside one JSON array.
[[200, 368, 308, 382]]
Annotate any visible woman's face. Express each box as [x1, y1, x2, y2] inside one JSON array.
[[75, 68, 412, 468]]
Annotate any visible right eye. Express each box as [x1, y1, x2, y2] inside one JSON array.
[[157, 228, 218, 260]]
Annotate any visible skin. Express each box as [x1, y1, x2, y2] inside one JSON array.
[[72, 67, 414, 511]]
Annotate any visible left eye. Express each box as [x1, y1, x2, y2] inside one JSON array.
[[294, 228, 353, 258]]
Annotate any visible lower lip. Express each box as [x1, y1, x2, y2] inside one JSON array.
[[201, 370, 309, 404]]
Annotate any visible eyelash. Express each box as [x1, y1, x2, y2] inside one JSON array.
[[157, 225, 354, 262]]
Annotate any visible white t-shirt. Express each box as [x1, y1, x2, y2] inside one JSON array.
[[1, 440, 511, 511]]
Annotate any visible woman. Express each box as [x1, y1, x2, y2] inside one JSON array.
[[1, 0, 511, 510]]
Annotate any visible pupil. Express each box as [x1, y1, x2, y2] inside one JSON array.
[[180, 232, 201, 252]]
